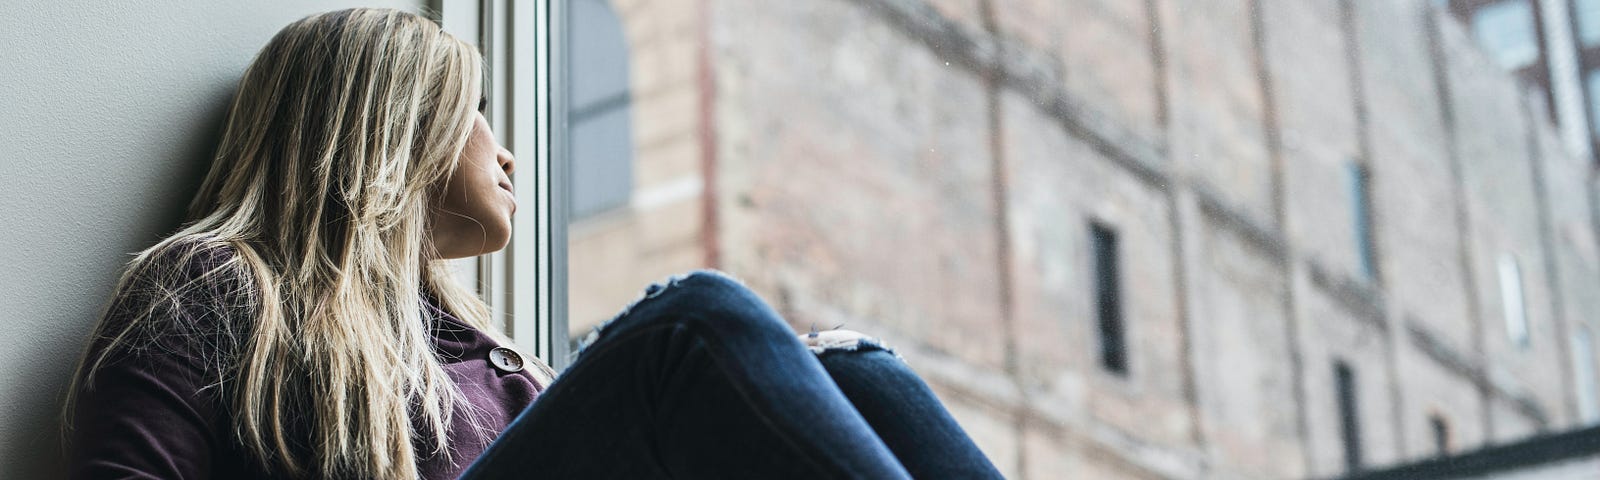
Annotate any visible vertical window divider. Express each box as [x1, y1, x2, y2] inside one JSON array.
[[458, 0, 567, 369]]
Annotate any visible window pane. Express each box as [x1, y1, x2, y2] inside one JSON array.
[[1499, 254, 1529, 347], [1090, 222, 1126, 376], [569, 106, 633, 218], [1587, 70, 1600, 136], [1578, 0, 1600, 47], [1335, 361, 1363, 472], [565, 0, 634, 222], [1348, 162, 1377, 282], [1429, 414, 1451, 456], [1471, 0, 1540, 70], [1577, 328, 1600, 424]]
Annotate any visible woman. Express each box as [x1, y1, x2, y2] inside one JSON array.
[[64, 8, 1002, 479]]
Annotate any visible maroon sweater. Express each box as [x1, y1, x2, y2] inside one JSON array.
[[67, 245, 543, 479]]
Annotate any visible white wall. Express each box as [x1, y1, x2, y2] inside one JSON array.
[[0, 1, 424, 477]]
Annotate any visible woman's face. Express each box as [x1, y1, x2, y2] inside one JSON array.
[[429, 110, 518, 259]]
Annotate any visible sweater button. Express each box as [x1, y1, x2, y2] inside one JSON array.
[[488, 347, 525, 373]]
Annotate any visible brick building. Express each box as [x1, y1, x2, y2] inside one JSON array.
[[562, 0, 1600, 478]]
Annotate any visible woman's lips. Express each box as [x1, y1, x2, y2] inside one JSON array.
[[499, 181, 517, 214]]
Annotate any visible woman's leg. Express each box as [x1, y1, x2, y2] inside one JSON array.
[[810, 339, 1004, 479], [458, 271, 912, 479]]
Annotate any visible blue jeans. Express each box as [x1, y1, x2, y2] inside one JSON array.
[[458, 270, 1003, 479]]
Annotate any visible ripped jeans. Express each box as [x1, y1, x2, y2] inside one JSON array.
[[458, 270, 1003, 479]]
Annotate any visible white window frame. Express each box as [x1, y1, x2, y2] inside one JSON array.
[[432, 0, 570, 369]]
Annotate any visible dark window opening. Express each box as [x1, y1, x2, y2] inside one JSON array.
[[1336, 360, 1364, 472], [1429, 413, 1452, 457], [1091, 221, 1126, 376]]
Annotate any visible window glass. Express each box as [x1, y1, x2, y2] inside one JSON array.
[[1577, 0, 1600, 47], [566, 0, 633, 220], [1576, 328, 1600, 423], [1335, 361, 1363, 472], [1091, 222, 1126, 376], [1471, 0, 1540, 70], [1587, 70, 1600, 136], [1348, 162, 1377, 282], [1429, 414, 1451, 456], [1499, 254, 1529, 348]]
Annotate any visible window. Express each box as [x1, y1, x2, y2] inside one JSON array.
[[1090, 221, 1127, 376], [566, 0, 634, 220], [1335, 360, 1363, 472], [1470, 0, 1541, 70], [1575, 328, 1600, 424], [1498, 253, 1529, 348], [1586, 70, 1600, 137], [1347, 162, 1378, 282], [1578, 0, 1600, 47], [1429, 414, 1451, 457]]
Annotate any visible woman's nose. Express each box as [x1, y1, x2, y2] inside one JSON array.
[[498, 146, 516, 177]]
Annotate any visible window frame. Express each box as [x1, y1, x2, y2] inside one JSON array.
[[432, 0, 571, 369]]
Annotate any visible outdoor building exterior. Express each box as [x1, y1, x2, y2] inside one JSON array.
[[1447, 0, 1600, 167], [566, 0, 1600, 478]]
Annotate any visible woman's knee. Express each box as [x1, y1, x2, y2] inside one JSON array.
[[665, 270, 793, 335], [582, 270, 789, 349]]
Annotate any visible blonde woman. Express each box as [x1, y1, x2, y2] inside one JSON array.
[[64, 8, 1001, 480]]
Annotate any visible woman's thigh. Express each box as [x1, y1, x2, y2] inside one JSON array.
[[457, 271, 909, 480]]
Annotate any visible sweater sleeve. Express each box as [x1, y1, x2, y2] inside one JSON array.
[[67, 244, 245, 480], [68, 333, 219, 479]]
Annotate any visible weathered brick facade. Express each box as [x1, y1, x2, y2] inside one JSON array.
[[568, 0, 1600, 477]]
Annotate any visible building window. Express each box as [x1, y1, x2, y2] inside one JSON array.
[[1498, 253, 1529, 348], [1429, 413, 1451, 456], [1335, 360, 1364, 472], [566, 0, 634, 220], [1576, 327, 1600, 424], [1347, 162, 1378, 282], [1090, 221, 1127, 376], [1578, 0, 1600, 47], [1586, 70, 1600, 137], [1470, 0, 1541, 70]]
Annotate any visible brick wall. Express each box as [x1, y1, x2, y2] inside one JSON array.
[[568, 0, 1600, 477]]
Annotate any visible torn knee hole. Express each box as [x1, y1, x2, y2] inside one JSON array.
[[802, 330, 900, 359]]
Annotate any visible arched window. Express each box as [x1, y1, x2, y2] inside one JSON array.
[[566, 0, 633, 220]]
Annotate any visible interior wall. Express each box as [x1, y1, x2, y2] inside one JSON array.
[[0, 1, 424, 476]]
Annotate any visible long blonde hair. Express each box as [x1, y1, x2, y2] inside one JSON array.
[[65, 8, 553, 479]]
